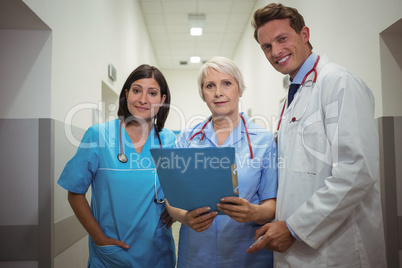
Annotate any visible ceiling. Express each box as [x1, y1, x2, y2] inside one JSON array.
[[139, 0, 258, 69]]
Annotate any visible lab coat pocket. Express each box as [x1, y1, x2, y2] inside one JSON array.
[[287, 111, 328, 177], [94, 245, 131, 267]]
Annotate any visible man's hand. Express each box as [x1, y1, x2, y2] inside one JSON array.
[[246, 221, 296, 254]]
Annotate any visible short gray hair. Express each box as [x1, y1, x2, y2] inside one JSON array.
[[197, 56, 246, 101]]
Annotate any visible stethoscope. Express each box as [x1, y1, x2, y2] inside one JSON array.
[[274, 55, 320, 143], [117, 120, 162, 163], [117, 120, 164, 203], [187, 114, 254, 159]]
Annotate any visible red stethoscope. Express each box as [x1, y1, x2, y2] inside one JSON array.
[[187, 114, 254, 159], [274, 55, 320, 143]]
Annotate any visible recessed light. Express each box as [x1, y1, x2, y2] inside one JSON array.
[[190, 57, 201, 63], [190, 27, 203, 36]]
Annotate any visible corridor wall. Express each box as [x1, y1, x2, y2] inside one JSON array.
[[0, 0, 158, 267]]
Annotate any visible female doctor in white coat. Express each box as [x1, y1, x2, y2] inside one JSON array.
[[58, 64, 176, 267], [247, 3, 386, 267], [167, 56, 278, 268]]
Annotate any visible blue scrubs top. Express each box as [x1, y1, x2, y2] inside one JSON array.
[[175, 113, 277, 268], [58, 119, 176, 268]]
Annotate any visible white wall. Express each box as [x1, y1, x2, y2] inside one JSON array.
[[0, 30, 52, 119], [23, 0, 158, 130], [162, 68, 211, 131], [234, 0, 402, 120]]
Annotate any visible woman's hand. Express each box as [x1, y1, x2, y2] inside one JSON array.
[[67, 191, 130, 249], [161, 208, 176, 228], [216, 196, 257, 223], [94, 236, 130, 249], [165, 201, 218, 232], [182, 207, 218, 232], [217, 197, 276, 225]]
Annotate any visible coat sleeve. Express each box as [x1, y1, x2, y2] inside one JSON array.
[[287, 69, 379, 249]]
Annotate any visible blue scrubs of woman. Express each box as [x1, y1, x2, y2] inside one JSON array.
[[166, 57, 277, 268], [175, 113, 277, 267], [58, 64, 176, 267], [59, 119, 176, 267]]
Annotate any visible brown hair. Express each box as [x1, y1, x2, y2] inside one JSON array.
[[118, 64, 171, 132], [251, 3, 312, 50]]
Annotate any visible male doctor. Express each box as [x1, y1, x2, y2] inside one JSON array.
[[247, 3, 386, 267]]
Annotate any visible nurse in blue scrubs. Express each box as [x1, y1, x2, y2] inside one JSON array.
[[167, 56, 277, 268], [58, 64, 176, 267]]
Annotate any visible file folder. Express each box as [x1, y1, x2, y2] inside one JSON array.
[[150, 147, 239, 215]]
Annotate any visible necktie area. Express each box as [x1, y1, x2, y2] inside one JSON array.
[[287, 83, 300, 106]]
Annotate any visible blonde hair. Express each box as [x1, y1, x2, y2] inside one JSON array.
[[197, 56, 246, 101]]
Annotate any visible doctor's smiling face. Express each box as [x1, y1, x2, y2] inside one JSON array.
[[202, 68, 241, 120], [257, 18, 311, 80], [125, 78, 166, 122]]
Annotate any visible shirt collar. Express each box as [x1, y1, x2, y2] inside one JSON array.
[[290, 52, 318, 85]]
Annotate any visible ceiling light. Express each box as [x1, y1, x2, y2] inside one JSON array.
[[190, 56, 200, 63], [188, 14, 205, 36], [190, 27, 203, 36]]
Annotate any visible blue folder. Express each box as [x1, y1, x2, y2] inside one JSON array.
[[150, 147, 239, 215]]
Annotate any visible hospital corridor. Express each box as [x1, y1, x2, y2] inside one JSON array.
[[0, 0, 402, 267]]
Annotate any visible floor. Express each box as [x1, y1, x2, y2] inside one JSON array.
[[172, 222, 181, 266]]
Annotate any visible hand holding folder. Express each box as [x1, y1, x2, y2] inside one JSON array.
[[150, 147, 239, 215]]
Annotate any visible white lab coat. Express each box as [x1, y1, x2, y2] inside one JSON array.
[[275, 55, 386, 267]]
